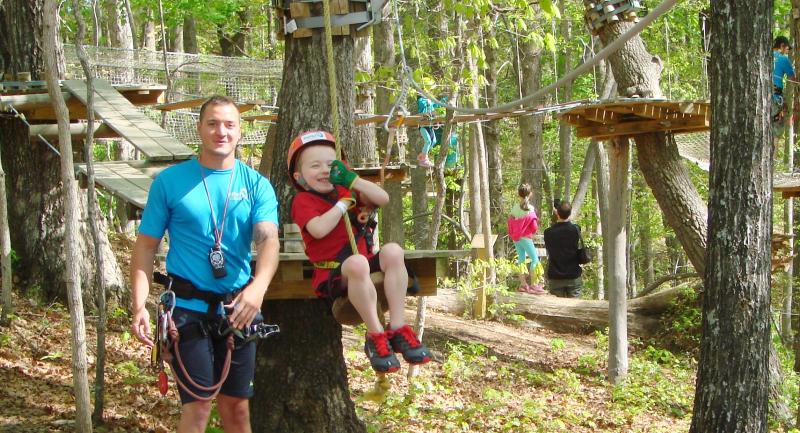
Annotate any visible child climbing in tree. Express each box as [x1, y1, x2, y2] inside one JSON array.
[[507, 183, 545, 295], [416, 94, 447, 168], [288, 130, 432, 373]]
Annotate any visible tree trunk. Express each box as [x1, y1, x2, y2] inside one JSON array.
[[106, 0, 133, 49], [410, 131, 428, 247], [217, 9, 250, 57], [353, 36, 376, 166], [606, 138, 629, 384], [253, 22, 364, 432], [372, 19, 403, 244], [0, 141, 12, 325], [468, 44, 494, 284], [556, 18, 573, 203], [483, 20, 504, 256], [71, 0, 110, 422], [690, 1, 773, 431], [467, 125, 481, 234], [595, 17, 707, 275], [516, 37, 545, 217], [43, 1, 92, 431], [595, 141, 611, 300], [183, 16, 198, 54], [0, 0, 125, 305], [142, 16, 156, 50]]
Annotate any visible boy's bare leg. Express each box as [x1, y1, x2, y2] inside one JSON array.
[[379, 243, 408, 330], [342, 255, 384, 333], [178, 401, 213, 433]]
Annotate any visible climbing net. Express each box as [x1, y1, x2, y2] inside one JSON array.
[[62, 44, 282, 146]]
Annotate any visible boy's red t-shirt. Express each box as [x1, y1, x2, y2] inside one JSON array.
[[291, 185, 374, 290]]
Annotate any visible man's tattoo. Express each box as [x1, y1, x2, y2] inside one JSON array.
[[253, 223, 274, 246]]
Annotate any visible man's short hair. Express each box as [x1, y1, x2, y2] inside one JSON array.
[[199, 95, 238, 121], [775, 36, 792, 49], [556, 200, 572, 220]]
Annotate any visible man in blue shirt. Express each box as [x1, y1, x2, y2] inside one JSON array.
[[773, 36, 795, 125], [130, 95, 280, 433]]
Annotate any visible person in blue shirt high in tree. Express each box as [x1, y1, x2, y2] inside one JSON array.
[[773, 36, 795, 125]]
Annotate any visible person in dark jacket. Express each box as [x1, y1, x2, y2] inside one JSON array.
[[543, 199, 583, 298]]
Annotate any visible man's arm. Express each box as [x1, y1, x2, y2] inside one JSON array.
[[130, 234, 162, 346], [228, 221, 279, 329]]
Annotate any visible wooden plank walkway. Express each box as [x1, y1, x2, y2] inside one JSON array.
[[74, 160, 170, 209], [63, 79, 194, 161]]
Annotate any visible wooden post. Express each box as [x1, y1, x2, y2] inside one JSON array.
[[470, 233, 497, 319], [606, 138, 629, 384]]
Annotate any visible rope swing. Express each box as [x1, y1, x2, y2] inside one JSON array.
[[322, 0, 359, 256]]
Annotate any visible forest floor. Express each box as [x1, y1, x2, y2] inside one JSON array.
[[0, 287, 699, 433]]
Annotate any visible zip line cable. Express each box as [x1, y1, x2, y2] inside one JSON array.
[[391, 0, 679, 116]]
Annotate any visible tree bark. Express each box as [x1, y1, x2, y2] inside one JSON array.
[[253, 21, 364, 432], [0, 140, 11, 325], [217, 9, 250, 57], [596, 17, 707, 275], [690, 1, 773, 431], [556, 18, 573, 203], [106, 0, 133, 49], [595, 141, 611, 300], [483, 20, 504, 255], [0, 0, 124, 305], [516, 36, 545, 217], [606, 138, 629, 383], [372, 18, 403, 244], [410, 131, 429, 247], [72, 1, 112, 422], [183, 16, 198, 54], [142, 15, 156, 50], [353, 36, 376, 166], [635, 132, 707, 275], [43, 1, 92, 431]]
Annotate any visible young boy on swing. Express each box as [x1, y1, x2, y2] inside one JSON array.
[[287, 130, 432, 373]]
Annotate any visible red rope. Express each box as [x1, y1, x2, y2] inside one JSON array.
[[162, 317, 234, 402]]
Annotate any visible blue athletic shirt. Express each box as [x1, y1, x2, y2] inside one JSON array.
[[139, 158, 279, 313], [773, 51, 795, 90]]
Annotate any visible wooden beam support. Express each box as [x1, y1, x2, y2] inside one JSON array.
[[29, 123, 119, 140], [576, 117, 710, 139]]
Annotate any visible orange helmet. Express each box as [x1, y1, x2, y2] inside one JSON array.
[[287, 130, 338, 190]]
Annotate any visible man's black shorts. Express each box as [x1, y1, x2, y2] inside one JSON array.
[[169, 307, 257, 404]]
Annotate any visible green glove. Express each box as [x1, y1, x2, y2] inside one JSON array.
[[330, 160, 359, 189]]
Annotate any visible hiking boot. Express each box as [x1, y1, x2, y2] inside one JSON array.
[[364, 332, 401, 373], [388, 325, 432, 365], [417, 153, 434, 168]]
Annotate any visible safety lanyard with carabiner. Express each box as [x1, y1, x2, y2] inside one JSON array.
[[152, 289, 175, 396]]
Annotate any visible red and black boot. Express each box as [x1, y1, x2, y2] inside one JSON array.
[[388, 325, 432, 365], [364, 331, 401, 373]]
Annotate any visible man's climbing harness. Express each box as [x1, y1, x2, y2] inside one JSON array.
[[151, 284, 280, 401]]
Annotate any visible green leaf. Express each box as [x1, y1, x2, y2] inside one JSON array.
[[540, 0, 561, 19], [544, 33, 557, 52]]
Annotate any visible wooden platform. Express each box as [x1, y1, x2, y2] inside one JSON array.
[[559, 99, 710, 140], [774, 173, 800, 198], [153, 249, 468, 300], [63, 80, 194, 161], [265, 249, 468, 300], [74, 160, 170, 210], [0, 83, 166, 120]]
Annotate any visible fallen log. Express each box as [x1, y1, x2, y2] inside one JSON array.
[[506, 285, 691, 336]]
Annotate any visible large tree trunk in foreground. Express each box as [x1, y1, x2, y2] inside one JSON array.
[[690, 2, 773, 432], [253, 24, 364, 432], [0, 0, 124, 305]]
